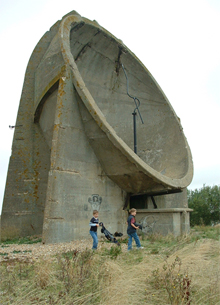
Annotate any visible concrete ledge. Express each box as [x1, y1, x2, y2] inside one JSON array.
[[137, 208, 193, 213]]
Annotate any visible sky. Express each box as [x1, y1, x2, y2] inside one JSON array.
[[0, 0, 219, 214]]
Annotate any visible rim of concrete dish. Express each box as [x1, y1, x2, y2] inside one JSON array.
[[59, 12, 193, 189]]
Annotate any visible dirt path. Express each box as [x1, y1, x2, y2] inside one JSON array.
[[0, 238, 127, 262]]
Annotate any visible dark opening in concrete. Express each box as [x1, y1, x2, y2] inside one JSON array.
[[130, 194, 148, 209]]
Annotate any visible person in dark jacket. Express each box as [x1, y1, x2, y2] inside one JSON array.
[[127, 208, 144, 251], [89, 210, 99, 250]]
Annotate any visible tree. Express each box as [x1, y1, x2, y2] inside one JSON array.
[[187, 185, 220, 226]]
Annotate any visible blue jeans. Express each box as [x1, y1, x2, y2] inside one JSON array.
[[90, 230, 98, 249], [128, 232, 141, 250]]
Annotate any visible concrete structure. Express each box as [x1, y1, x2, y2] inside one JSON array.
[[1, 11, 193, 243]]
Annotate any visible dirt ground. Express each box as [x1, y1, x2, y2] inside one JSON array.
[[0, 237, 127, 263]]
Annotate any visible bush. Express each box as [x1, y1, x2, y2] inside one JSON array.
[[188, 185, 220, 226], [103, 245, 122, 259], [151, 256, 191, 304]]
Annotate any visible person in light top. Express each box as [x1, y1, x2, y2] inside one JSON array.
[[89, 210, 99, 250]]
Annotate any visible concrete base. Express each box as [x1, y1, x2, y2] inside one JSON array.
[[136, 208, 193, 236]]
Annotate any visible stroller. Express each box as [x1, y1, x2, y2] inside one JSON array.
[[99, 222, 123, 246]]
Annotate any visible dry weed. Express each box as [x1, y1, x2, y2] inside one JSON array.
[[34, 260, 52, 289], [0, 229, 219, 305]]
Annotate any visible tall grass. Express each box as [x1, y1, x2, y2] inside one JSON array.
[[0, 226, 219, 304]]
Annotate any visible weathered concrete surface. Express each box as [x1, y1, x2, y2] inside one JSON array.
[[61, 14, 193, 195], [135, 189, 192, 236], [1, 11, 193, 243]]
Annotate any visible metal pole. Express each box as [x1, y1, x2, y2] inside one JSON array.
[[132, 111, 137, 154], [121, 64, 144, 154]]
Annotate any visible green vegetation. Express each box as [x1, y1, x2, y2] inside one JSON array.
[[151, 256, 191, 305], [1, 235, 42, 245], [188, 184, 220, 226], [0, 226, 219, 304], [102, 244, 122, 259]]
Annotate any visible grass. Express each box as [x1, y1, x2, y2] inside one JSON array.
[[0, 226, 219, 304], [1, 235, 42, 245]]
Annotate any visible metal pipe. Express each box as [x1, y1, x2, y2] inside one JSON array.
[[121, 64, 144, 124], [121, 63, 144, 154], [133, 112, 137, 153]]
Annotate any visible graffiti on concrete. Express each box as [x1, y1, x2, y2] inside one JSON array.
[[88, 194, 102, 211], [139, 215, 156, 234]]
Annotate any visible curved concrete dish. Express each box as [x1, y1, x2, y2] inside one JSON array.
[[58, 12, 193, 195]]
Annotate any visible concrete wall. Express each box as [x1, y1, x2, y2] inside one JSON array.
[[41, 68, 128, 243], [1, 21, 61, 239]]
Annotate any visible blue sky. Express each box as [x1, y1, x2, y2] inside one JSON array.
[[0, 0, 219, 213]]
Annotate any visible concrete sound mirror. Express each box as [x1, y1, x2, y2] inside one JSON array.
[[1, 11, 193, 243]]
